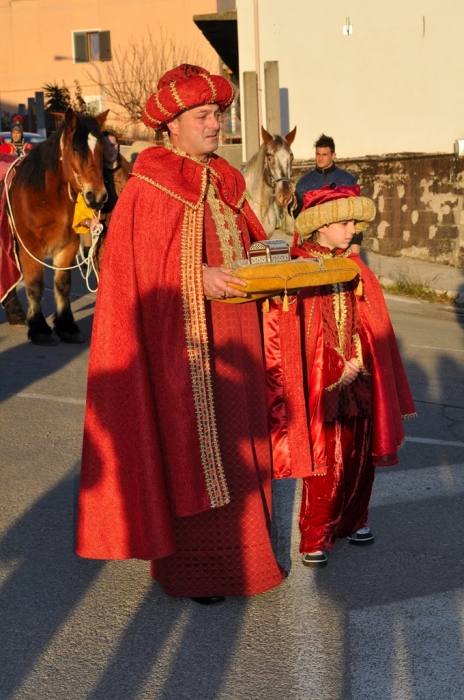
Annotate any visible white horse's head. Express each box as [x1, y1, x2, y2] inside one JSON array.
[[261, 125, 297, 207]]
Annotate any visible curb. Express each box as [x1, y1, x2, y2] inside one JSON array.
[[377, 275, 464, 307]]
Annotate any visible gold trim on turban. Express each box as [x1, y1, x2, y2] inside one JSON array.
[[295, 197, 376, 237], [142, 64, 235, 131]]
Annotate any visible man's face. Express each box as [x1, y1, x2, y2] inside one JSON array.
[[168, 104, 221, 160], [315, 146, 335, 170], [11, 129, 22, 144], [104, 134, 119, 166]]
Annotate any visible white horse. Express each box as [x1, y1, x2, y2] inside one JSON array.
[[243, 125, 297, 239]]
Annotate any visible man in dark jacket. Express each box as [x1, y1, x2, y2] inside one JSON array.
[[295, 133, 361, 249]]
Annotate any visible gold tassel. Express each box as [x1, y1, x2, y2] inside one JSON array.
[[356, 277, 363, 297], [282, 289, 289, 312], [262, 298, 270, 313]]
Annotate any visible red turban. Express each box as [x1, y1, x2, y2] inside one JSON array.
[[302, 184, 361, 211], [296, 184, 376, 237], [142, 64, 235, 131]]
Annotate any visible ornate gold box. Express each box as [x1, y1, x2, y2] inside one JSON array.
[[247, 239, 291, 265]]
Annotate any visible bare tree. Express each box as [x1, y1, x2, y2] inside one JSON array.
[[84, 27, 211, 125]]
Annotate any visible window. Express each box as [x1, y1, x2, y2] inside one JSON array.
[[73, 30, 111, 63], [85, 95, 104, 114]]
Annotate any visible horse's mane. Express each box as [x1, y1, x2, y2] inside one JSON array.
[[15, 114, 104, 192], [243, 142, 265, 174], [243, 142, 266, 193], [244, 135, 288, 173]]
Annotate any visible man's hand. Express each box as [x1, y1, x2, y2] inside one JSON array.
[[202, 266, 248, 299], [341, 357, 360, 386], [350, 244, 361, 255]]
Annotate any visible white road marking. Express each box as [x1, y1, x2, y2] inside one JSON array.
[[406, 436, 464, 448], [409, 344, 464, 353], [349, 592, 464, 700], [371, 463, 464, 507]]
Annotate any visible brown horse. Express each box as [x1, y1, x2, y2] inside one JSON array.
[[1, 108, 108, 345], [243, 125, 297, 239]]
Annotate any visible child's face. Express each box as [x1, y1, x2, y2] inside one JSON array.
[[316, 220, 356, 250]]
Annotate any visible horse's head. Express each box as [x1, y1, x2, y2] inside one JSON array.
[[61, 109, 109, 209], [261, 125, 297, 207]]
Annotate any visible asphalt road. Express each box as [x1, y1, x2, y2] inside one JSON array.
[[1, 272, 463, 700]]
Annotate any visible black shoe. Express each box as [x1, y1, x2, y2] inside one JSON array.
[[190, 596, 225, 605], [301, 551, 328, 568], [346, 527, 375, 546]]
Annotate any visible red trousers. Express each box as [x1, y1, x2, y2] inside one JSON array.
[[299, 416, 375, 552]]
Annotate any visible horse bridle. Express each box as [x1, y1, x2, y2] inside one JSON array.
[[264, 165, 291, 191], [59, 134, 87, 202], [67, 171, 85, 202]]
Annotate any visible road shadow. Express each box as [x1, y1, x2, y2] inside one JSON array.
[[0, 273, 94, 403], [0, 470, 104, 698], [301, 300, 464, 699]]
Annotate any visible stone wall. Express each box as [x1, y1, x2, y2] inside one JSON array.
[[292, 154, 464, 269]]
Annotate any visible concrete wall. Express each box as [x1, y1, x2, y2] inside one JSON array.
[[236, 0, 464, 160], [293, 154, 464, 268]]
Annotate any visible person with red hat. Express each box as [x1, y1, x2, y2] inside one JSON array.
[[0, 121, 33, 158], [75, 64, 286, 603], [264, 184, 416, 568]]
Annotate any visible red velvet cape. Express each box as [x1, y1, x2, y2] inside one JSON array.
[[264, 247, 416, 479], [0, 160, 23, 303], [76, 146, 267, 561]]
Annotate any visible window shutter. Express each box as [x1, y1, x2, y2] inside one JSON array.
[[74, 32, 88, 63], [99, 31, 112, 62]]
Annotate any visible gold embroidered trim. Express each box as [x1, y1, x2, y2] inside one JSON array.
[[332, 283, 348, 354], [164, 140, 212, 166], [142, 108, 162, 127], [132, 171, 208, 211], [201, 74, 217, 102], [326, 349, 348, 391], [304, 248, 352, 261], [352, 332, 370, 375], [169, 81, 186, 110], [155, 91, 174, 118], [180, 207, 229, 508], [236, 189, 248, 209], [206, 181, 245, 267], [305, 296, 317, 345]]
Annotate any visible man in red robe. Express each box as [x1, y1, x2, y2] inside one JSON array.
[[264, 185, 416, 568], [75, 64, 286, 603]]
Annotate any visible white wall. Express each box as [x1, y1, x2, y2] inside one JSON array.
[[236, 0, 464, 159]]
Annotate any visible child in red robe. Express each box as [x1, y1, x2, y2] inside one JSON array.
[[264, 185, 416, 567]]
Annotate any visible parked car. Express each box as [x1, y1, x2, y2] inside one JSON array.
[[0, 131, 46, 146]]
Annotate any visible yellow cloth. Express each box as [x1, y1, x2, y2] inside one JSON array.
[[73, 194, 97, 235]]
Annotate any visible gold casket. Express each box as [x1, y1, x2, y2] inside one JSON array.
[[213, 240, 360, 304]]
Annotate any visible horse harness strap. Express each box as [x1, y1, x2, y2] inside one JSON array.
[[264, 166, 291, 190], [68, 170, 86, 202]]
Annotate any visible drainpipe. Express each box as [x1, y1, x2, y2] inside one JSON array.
[[253, 0, 262, 134]]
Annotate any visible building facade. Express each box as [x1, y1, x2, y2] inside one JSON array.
[[236, 0, 464, 160], [0, 0, 220, 133]]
